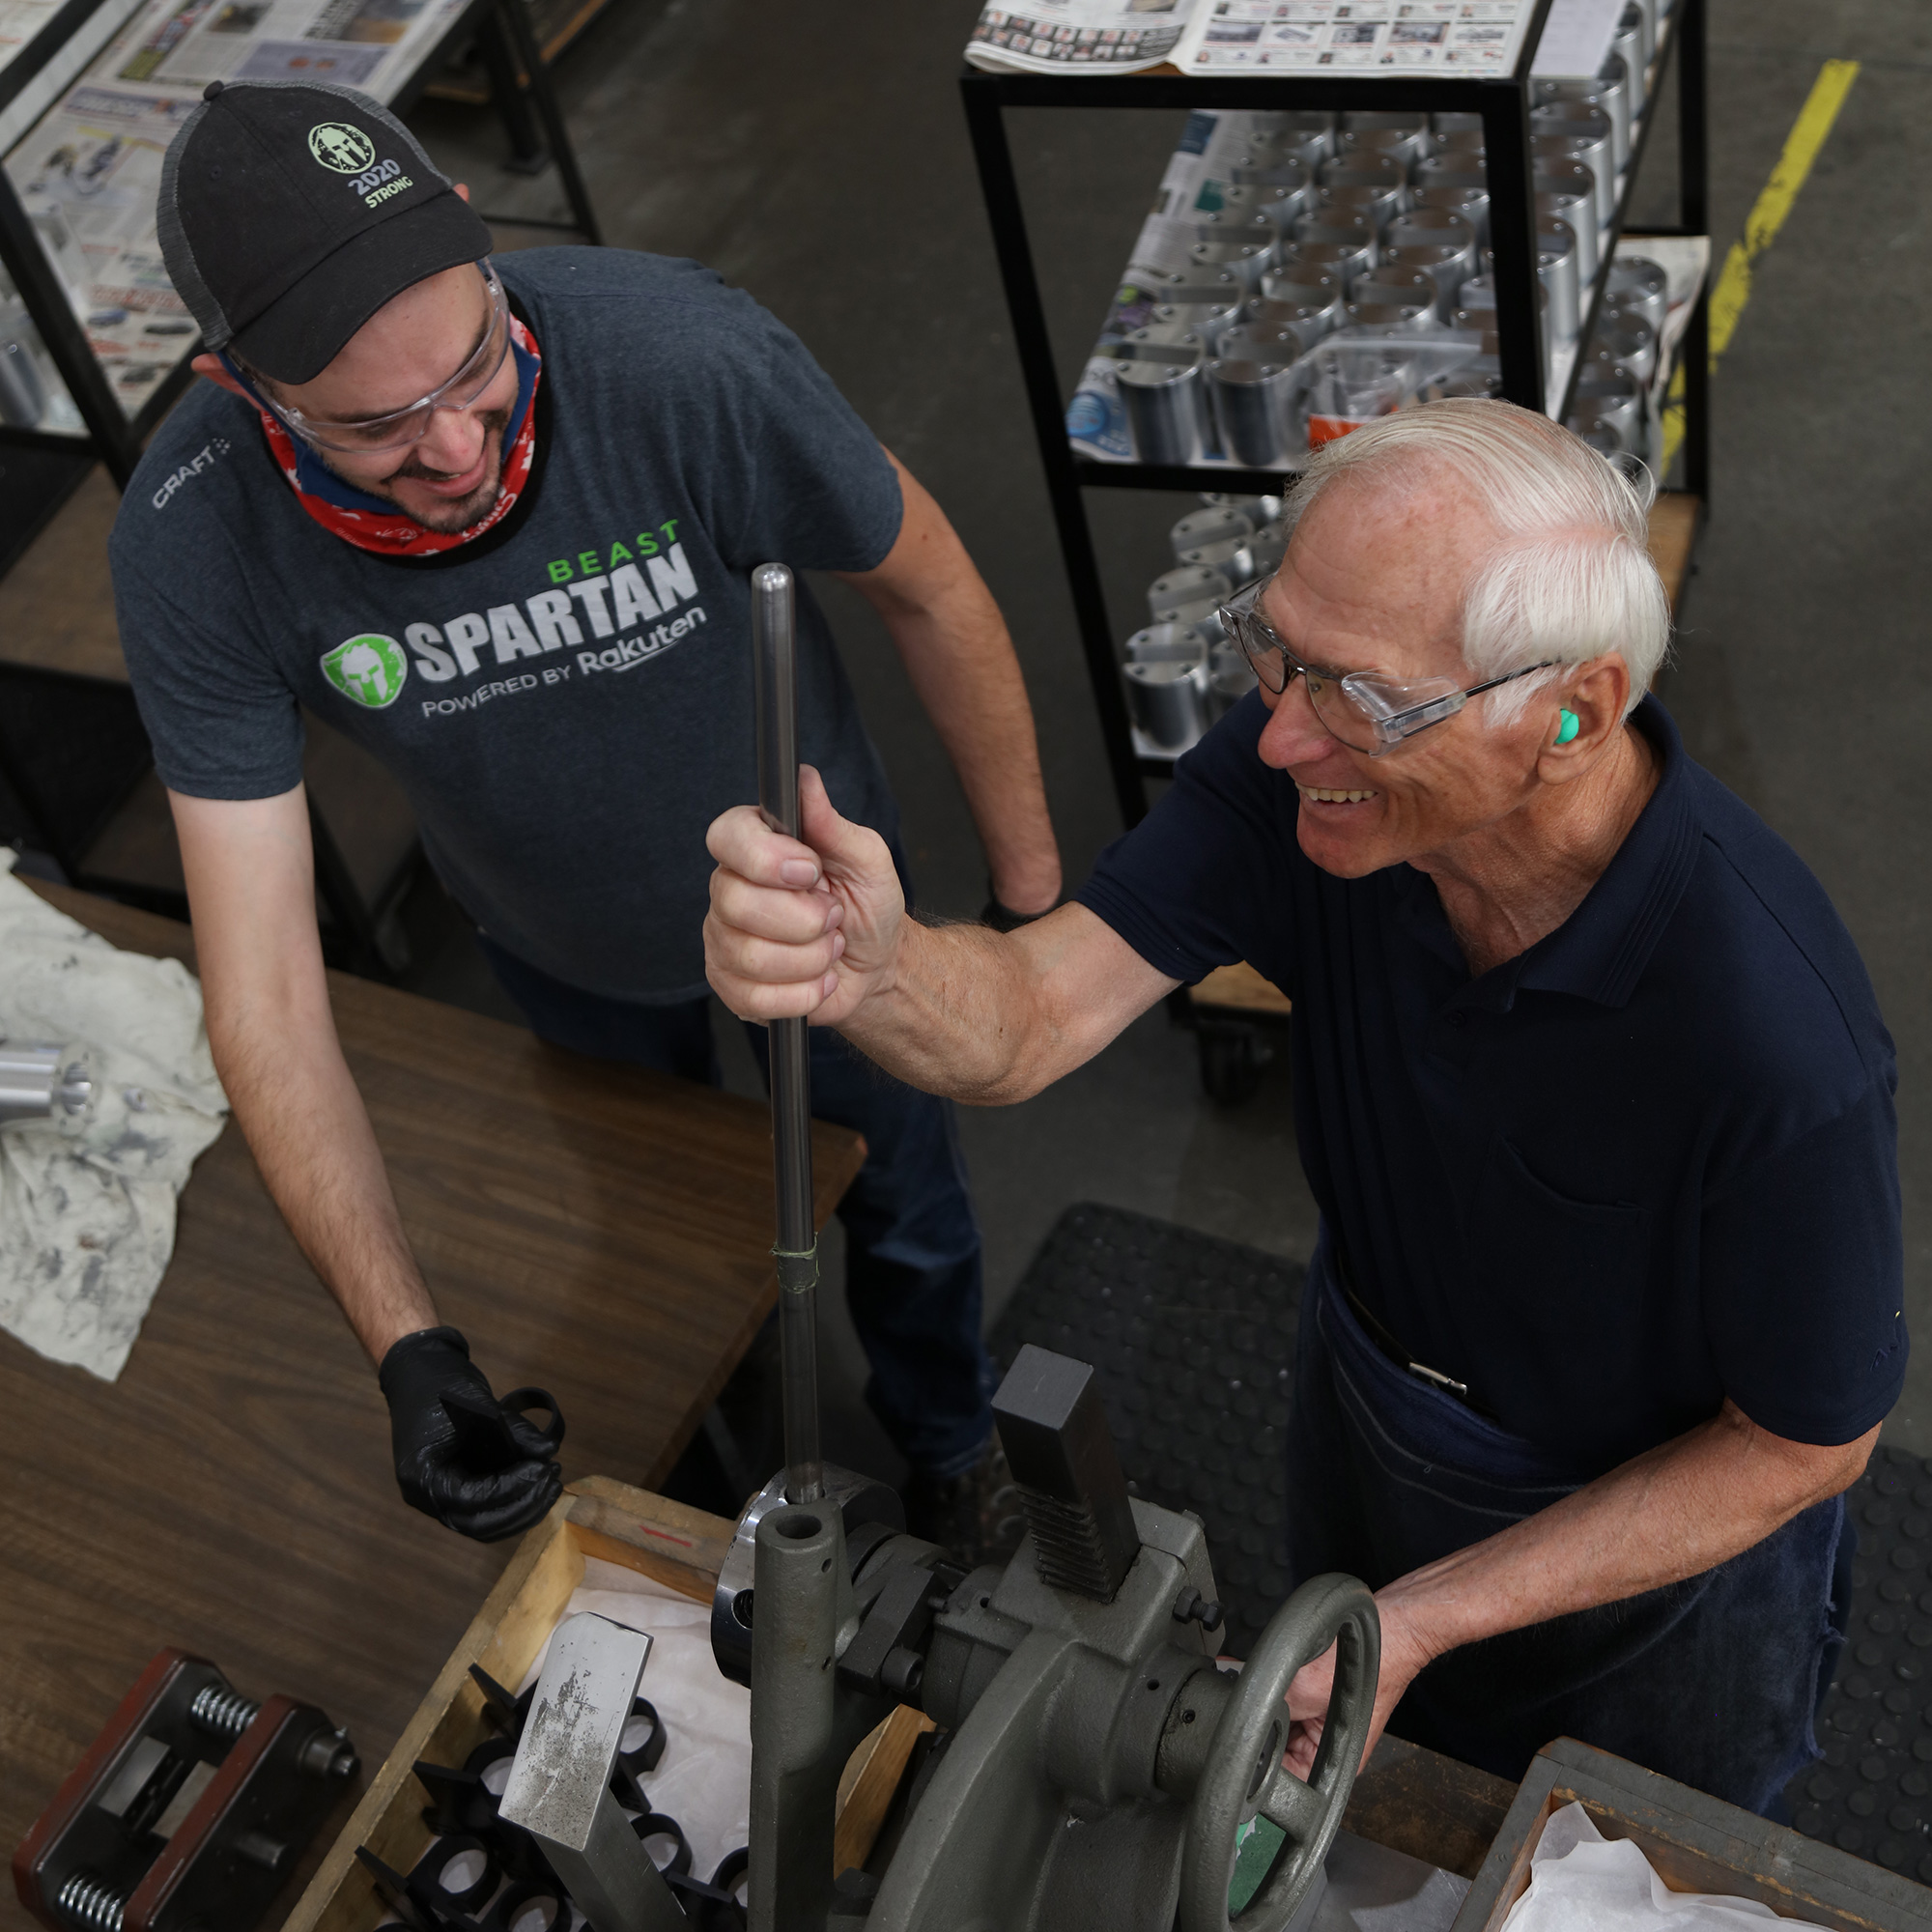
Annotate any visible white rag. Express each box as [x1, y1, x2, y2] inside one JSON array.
[[1499, 1802, 1832, 1932], [517, 1556, 753, 1885], [0, 851, 229, 1379]]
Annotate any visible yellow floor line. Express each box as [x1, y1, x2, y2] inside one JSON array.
[[1661, 57, 1860, 468]]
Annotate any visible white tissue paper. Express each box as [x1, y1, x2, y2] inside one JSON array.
[[516, 1557, 752, 1881], [0, 854, 229, 1379], [1500, 1802, 1832, 1932]]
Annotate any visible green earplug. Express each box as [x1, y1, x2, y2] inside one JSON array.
[[1556, 709, 1580, 745]]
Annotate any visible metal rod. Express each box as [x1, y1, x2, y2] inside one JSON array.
[[752, 562, 822, 1505]]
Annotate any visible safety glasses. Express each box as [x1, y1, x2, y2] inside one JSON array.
[[244, 261, 512, 456], [1217, 578, 1555, 755]]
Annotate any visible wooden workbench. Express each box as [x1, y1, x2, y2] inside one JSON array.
[[0, 881, 865, 1903]]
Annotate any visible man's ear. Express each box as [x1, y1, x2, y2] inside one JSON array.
[[1534, 655, 1634, 785], [191, 352, 250, 400]]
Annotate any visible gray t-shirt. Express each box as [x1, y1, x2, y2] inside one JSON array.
[[110, 248, 902, 1001]]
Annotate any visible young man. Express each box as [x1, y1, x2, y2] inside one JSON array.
[[114, 79, 1061, 1548]]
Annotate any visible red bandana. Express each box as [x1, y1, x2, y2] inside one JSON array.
[[258, 313, 541, 558]]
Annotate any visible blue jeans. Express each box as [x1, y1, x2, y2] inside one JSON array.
[[1287, 1234, 1846, 1817], [476, 934, 995, 1482]]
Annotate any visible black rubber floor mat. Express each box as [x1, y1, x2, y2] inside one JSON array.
[[989, 1202, 1302, 1660], [1788, 1444, 1932, 1876]]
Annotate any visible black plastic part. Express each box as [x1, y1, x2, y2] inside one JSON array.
[[467, 1663, 534, 1739], [413, 1834, 497, 1910], [484, 1877, 566, 1929], [989, 1204, 1301, 1659], [992, 1345, 1142, 1602], [839, 1563, 942, 1699], [631, 1811, 694, 1878], [617, 1697, 667, 1777]]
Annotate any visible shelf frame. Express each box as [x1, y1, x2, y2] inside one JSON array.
[[0, 0, 601, 492], [960, 0, 1710, 827]]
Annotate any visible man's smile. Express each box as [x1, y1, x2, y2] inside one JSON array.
[[1298, 785, 1381, 805]]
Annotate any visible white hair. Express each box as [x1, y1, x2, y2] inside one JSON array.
[[1277, 398, 1672, 723]]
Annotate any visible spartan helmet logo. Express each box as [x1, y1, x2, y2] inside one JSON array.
[[307, 121, 377, 175], [321, 634, 407, 708]]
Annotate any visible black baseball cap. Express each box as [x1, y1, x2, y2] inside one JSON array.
[[156, 78, 492, 385]]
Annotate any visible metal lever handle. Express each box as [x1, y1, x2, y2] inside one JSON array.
[[752, 562, 823, 1505]]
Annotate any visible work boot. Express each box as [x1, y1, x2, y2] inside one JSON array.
[[904, 1435, 1023, 1569]]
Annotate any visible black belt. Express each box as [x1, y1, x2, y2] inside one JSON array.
[[1338, 1273, 1499, 1422]]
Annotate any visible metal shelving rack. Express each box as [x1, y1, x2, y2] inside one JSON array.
[[0, 0, 601, 491], [960, 0, 1711, 837]]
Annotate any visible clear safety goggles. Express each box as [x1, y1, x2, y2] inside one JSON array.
[[240, 260, 512, 456], [1218, 578, 1554, 756]]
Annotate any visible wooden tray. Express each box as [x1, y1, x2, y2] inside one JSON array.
[[282, 1475, 927, 1930], [1454, 1738, 1932, 1932]]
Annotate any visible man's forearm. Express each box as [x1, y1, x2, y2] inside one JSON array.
[[1384, 1402, 1875, 1669], [211, 989, 437, 1362]]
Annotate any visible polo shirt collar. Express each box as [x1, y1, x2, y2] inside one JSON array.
[[1509, 694, 1701, 1009]]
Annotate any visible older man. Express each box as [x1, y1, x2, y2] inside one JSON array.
[[704, 400, 1904, 1814]]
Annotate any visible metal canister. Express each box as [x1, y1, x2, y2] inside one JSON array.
[[1409, 181, 1492, 246], [1344, 300, 1435, 334], [1313, 180, 1405, 239], [1215, 180, 1309, 234], [1611, 8, 1647, 109], [1290, 213, 1379, 279], [1432, 110, 1486, 139], [1535, 222, 1582, 342], [1271, 241, 1372, 298], [1193, 209, 1281, 266], [1605, 254, 1669, 336], [1170, 503, 1255, 558], [1249, 112, 1336, 168], [1201, 491, 1285, 520], [1532, 97, 1626, 194], [1258, 263, 1349, 322], [1207, 637, 1260, 720], [1593, 305, 1657, 385], [1540, 66, 1633, 171], [1437, 367, 1504, 400], [1149, 562, 1233, 620], [1122, 624, 1209, 752], [1533, 116, 1616, 232], [1244, 293, 1341, 352], [1623, 0, 1654, 78], [1208, 329, 1304, 469], [1456, 271, 1549, 327], [1144, 297, 1244, 353], [1380, 244, 1471, 322], [1536, 185, 1598, 283], [1190, 236, 1274, 290], [1117, 336, 1209, 466], [1319, 151, 1409, 217]]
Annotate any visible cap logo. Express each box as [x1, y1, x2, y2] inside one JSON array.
[[308, 122, 377, 175], [322, 634, 407, 708]]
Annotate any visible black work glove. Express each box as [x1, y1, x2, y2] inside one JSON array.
[[379, 1326, 565, 1543], [981, 880, 1057, 934]]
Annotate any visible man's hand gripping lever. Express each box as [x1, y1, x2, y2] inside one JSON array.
[[379, 1326, 565, 1541]]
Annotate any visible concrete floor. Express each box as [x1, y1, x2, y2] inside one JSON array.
[[398, 0, 1932, 1479]]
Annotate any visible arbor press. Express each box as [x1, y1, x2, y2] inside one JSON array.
[[13, 1648, 357, 1931], [513, 563, 1383, 1931]]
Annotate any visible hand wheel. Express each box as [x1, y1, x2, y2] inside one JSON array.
[[1178, 1573, 1380, 1932]]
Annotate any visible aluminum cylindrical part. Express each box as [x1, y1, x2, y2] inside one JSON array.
[[1338, 122, 1430, 168], [1215, 180, 1309, 233], [1207, 332, 1302, 468], [1246, 519, 1289, 580], [1605, 254, 1670, 335], [0, 1042, 94, 1128], [1535, 121, 1616, 232], [1179, 535, 1257, 582], [1620, 0, 1653, 79], [1536, 186, 1597, 284], [1141, 299, 1241, 352], [1272, 241, 1370, 298], [1611, 12, 1646, 108], [1352, 266, 1438, 314], [1248, 112, 1335, 167], [1118, 339, 1208, 465], [1318, 152, 1409, 218], [1536, 226, 1581, 343], [1170, 503, 1254, 559], [1149, 563, 1233, 620], [1432, 110, 1486, 138], [1315, 181, 1405, 242], [1123, 624, 1209, 751], [1344, 300, 1435, 335], [1291, 213, 1378, 276], [1536, 72, 1632, 171], [1594, 308, 1658, 385], [1201, 490, 1285, 520], [1408, 182, 1491, 246], [1189, 238, 1274, 288], [1379, 243, 1471, 322], [1192, 209, 1281, 260], [1244, 293, 1340, 351]]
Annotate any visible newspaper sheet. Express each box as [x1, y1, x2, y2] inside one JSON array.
[[965, 0, 1198, 74], [1172, 2, 1537, 77], [1, 0, 467, 419]]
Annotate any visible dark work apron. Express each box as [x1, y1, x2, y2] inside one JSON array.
[[1286, 1236, 1848, 1817]]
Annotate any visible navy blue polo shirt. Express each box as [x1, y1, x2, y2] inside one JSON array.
[[1078, 695, 1904, 1476]]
